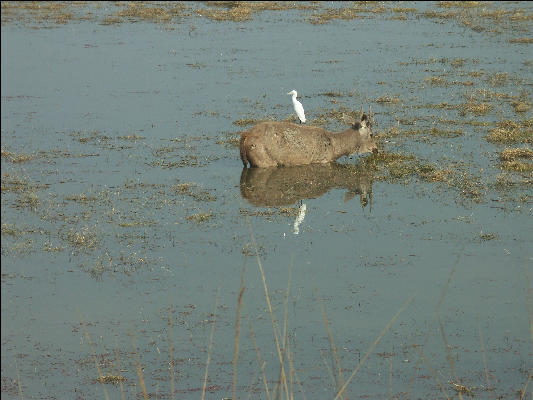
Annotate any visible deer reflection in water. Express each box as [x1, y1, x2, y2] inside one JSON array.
[[240, 162, 374, 210]]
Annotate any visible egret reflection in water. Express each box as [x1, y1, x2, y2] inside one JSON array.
[[293, 203, 307, 234]]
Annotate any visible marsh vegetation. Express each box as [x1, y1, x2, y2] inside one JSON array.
[[1, 1, 532, 399]]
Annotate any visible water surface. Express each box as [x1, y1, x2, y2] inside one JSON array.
[[1, 2, 532, 399]]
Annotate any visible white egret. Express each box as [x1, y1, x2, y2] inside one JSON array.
[[287, 90, 306, 124]]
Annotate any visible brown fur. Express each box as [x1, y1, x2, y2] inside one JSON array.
[[239, 114, 377, 168]]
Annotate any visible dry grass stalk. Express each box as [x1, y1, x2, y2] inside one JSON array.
[[287, 339, 294, 400], [420, 353, 451, 399], [15, 357, 23, 400], [282, 259, 293, 358], [288, 345, 307, 400], [437, 314, 464, 400], [78, 311, 110, 400], [334, 294, 415, 400], [248, 319, 271, 400], [113, 337, 126, 400], [130, 333, 148, 400], [450, 381, 474, 397], [168, 306, 175, 400], [522, 270, 533, 400], [477, 322, 492, 394], [406, 254, 460, 398], [233, 257, 247, 400], [320, 349, 337, 388], [246, 216, 289, 399], [276, 260, 294, 400], [519, 369, 532, 400], [389, 344, 393, 400], [526, 267, 533, 346], [317, 289, 345, 397], [201, 287, 220, 400]]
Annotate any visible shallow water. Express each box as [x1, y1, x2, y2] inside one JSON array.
[[1, 2, 532, 399]]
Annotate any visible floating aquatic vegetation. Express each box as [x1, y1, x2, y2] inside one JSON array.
[[375, 95, 400, 105], [172, 182, 216, 202], [498, 145, 533, 174], [1, 223, 21, 237], [114, 3, 186, 23], [460, 98, 493, 116], [499, 147, 533, 161], [96, 375, 127, 384], [309, 2, 386, 25], [486, 119, 533, 144], [500, 161, 533, 173], [386, 126, 464, 138], [511, 99, 532, 114], [1, 149, 36, 163], [63, 226, 99, 251], [424, 76, 474, 87], [508, 37, 533, 44], [486, 72, 508, 87], [185, 212, 214, 223], [232, 118, 260, 126], [197, 2, 315, 22], [319, 91, 345, 98]]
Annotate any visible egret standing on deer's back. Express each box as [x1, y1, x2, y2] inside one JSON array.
[[287, 90, 306, 124]]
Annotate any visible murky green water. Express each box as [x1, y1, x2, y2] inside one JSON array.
[[2, 2, 532, 399]]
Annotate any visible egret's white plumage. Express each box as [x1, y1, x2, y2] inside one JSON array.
[[287, 90, 306, 123]]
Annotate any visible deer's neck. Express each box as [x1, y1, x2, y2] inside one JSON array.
[[330, 129, 360, 158]]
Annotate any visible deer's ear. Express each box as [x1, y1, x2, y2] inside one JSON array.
[[360, 113, 369, 127]]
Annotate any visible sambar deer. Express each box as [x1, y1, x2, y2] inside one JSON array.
[[239, 108, 377, 168]]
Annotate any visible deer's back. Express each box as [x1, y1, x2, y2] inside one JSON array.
[[240, 122, 334, 167]]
